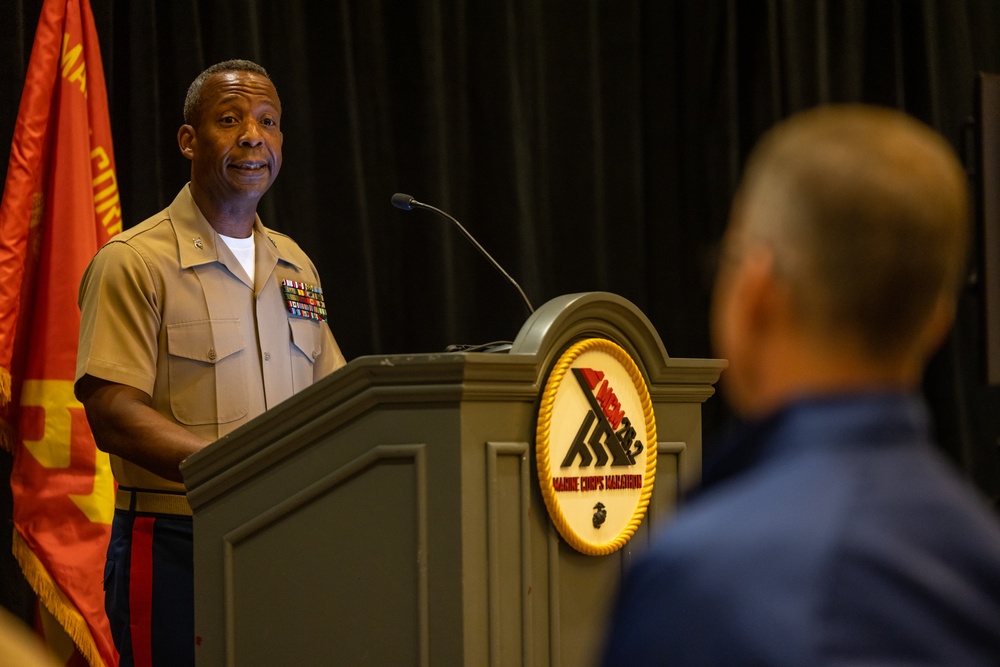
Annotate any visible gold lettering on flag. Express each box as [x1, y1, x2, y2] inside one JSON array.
[[20, 380, 114, 525], [20, 380, 78, 468], [60, 34, 87, 97], [91, 147, 122, 235], [69, 444, 115, 524]]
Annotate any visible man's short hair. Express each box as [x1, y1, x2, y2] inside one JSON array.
[[734, 105, 969, 356], [183, 59, 272, 126]]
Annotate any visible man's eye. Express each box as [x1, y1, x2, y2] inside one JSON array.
[[220, 116, 238, 125], [261, 118, 277, 127]]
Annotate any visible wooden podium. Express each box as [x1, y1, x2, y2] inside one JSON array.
[[181, 292, 725, 666]]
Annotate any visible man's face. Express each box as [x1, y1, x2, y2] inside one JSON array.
[[182, 71, 283, 206]]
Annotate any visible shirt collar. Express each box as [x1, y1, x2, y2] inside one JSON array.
[[168, 184, 300, 271], [693, 391, 929, 499]]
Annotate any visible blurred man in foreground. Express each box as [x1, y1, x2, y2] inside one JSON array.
[[601, 105, 1000, 665]]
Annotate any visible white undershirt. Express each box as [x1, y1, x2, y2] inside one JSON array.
[[219, 233, 256, 283]]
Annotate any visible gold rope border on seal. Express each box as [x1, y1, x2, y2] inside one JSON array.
[[536, 338, 657, 556]]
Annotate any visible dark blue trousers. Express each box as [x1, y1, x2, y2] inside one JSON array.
[[106, 508, 194, 667]]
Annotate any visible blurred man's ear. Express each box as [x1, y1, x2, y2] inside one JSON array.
[[712, 241, 786, 415], [916, 291, 958, 362], [734, 244, 786, 338]]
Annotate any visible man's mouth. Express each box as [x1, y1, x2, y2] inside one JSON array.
[[231, 161, 267, 171]]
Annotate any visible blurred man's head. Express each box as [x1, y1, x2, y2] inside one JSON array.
[[712, 105, 969, 416]]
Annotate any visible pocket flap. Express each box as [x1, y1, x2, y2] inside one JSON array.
[[167, 319, 244, 363], [288, 318, 321, 362]]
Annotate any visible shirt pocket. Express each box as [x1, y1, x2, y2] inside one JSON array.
[[288, 318, 320, 393], [166, 318, 248, 425]]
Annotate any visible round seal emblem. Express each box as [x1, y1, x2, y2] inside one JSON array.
[[536, 338, 657, 556]]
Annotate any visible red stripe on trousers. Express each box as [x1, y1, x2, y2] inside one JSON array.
[[130, 516, 156, 667]]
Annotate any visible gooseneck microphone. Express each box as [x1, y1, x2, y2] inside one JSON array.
[[391, 193, 535, 314]]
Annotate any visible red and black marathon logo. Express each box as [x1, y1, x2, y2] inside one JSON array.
[[560, 368, 643, 468]]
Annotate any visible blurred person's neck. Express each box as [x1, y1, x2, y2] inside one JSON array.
[[729, 331, 926, 421]]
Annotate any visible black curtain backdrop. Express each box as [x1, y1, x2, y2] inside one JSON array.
[[3, 0, 1000, 619]]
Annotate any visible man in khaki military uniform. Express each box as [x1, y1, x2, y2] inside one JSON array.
[[75, 59, 345, 667]]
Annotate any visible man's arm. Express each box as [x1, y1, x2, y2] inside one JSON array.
[[77, 374, 210, 483]]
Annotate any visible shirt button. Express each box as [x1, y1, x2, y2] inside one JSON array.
[[264, 352, 271, 361], [208, 348, 217, 361]]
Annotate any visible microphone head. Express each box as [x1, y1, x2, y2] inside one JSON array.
[[391, 193, 415, 211]]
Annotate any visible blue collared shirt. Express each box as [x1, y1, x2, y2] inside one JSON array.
[[601, 393, 1000, 666]]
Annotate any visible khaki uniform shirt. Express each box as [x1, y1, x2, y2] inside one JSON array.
[[76, 185, 346, 493]]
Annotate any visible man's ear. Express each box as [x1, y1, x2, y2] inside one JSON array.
[[917, 291, 958, 359], [735, 245, 785, 335], [177, 124, 195, 160], [710, 240, 784, 417]]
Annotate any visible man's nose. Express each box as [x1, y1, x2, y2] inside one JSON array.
[[239, 122, 264, 147]]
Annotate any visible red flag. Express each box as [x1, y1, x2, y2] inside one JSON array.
[[0, 0, 121, 665]]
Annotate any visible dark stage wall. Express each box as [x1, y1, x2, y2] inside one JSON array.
[[3, 0, 1000, 617]]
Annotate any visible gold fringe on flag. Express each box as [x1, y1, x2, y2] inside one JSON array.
[[1, 368, 15, 452], [12, 529, 107, 667], [0, 366, 10, 406], [0, 365, 13, 452]]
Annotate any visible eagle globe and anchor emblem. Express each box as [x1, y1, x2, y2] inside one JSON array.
[[536, 338, 657, 556]]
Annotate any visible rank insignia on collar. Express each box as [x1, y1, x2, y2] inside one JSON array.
[[281, 279, 328, 322]]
